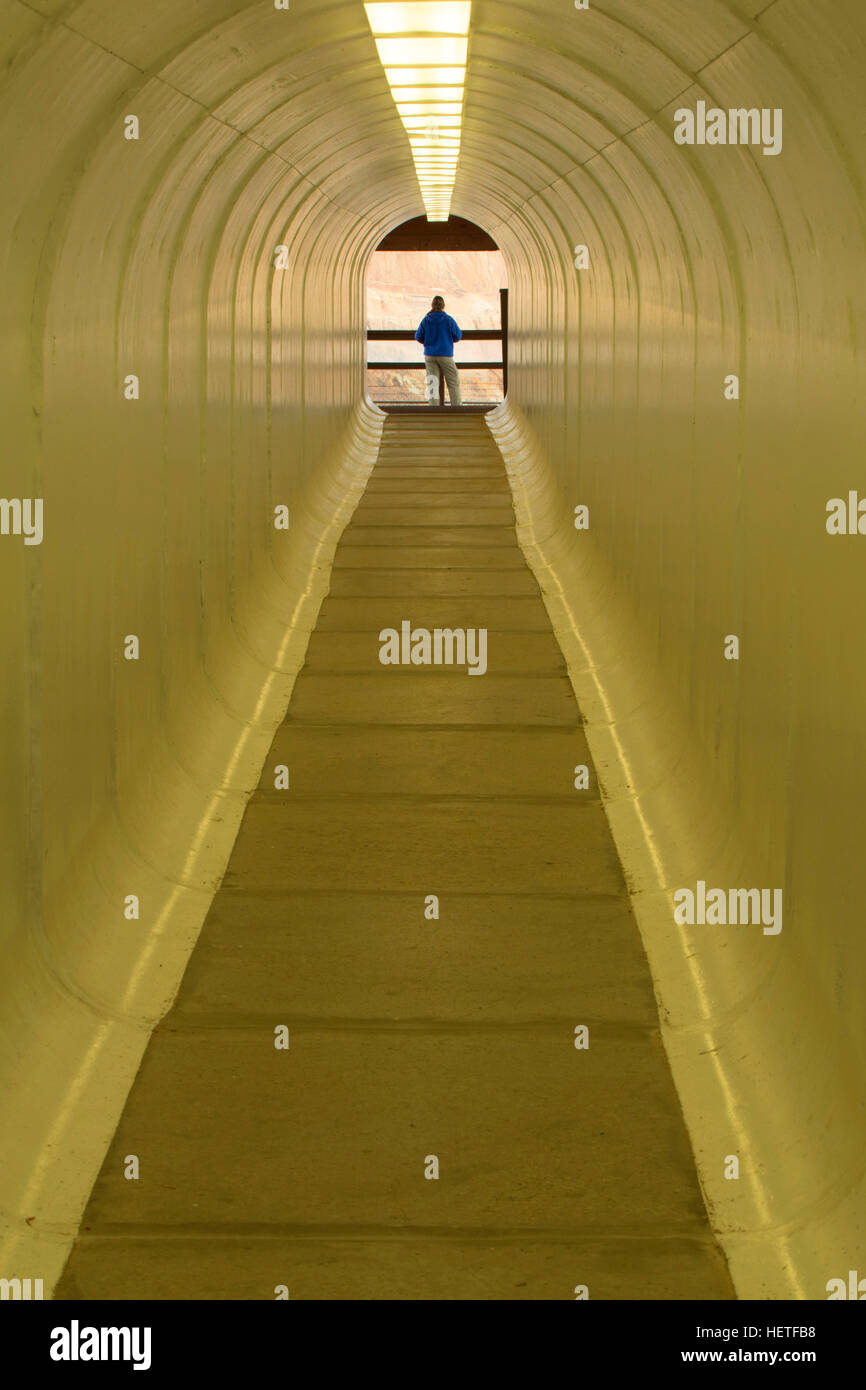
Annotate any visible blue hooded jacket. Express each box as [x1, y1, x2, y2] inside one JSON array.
[[415, 310, 462, 358]]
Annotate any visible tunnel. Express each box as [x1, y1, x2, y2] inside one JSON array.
[[1, 0, 865, 1305]]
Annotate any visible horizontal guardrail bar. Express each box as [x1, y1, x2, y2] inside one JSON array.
[[367, 329, 501, 341], [367, 361, 504, 370]]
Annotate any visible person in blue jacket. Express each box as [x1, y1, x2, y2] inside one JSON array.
[[415, 296, 463, 406]]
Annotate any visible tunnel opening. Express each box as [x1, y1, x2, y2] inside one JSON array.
[[366, 215, 507, 411]]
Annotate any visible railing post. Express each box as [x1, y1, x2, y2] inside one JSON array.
[[499, 287, 509, 398]]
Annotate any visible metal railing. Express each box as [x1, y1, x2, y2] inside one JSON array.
[[367, 287, 508, 405]]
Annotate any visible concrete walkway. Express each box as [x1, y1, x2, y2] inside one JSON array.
[[56, 416, 734, 1301]]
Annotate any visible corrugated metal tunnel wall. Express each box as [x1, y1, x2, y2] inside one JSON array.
[[1, 0, 864, 1300]]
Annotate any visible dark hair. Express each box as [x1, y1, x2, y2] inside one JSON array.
[[432, 295, 445, 309]]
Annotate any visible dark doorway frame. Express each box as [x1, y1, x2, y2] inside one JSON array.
[[367, 216, 508, 411]]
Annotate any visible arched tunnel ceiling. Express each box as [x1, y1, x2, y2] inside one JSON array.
[[10, 0, 859, 265]]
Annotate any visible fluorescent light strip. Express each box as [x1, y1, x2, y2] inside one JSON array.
[[391, 86, 464, 101], [384, 66, 466, 84], [374, 36, 467, 65], [401, 114, 462, 127], [396, 104, 463, 117], [365, 2, 471, 220], [365, 2, 470, 34]]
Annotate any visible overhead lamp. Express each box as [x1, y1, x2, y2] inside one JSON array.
[[364, 2, 471, 222], [391, 86, 464, 102], [403, 118, 464, 132], [384, 66, 465, 84], [396, 103, 463, 117], [365, 3, 470, 32], [373, 36, 467, 66]]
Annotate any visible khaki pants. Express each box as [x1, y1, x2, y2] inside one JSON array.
[[424, 355, 462, 406]]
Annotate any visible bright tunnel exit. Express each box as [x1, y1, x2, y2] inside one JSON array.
[[0, 0, 865, 1333], [366, 214, 508, 405]]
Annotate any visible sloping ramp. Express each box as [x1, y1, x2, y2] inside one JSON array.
[[56, 415, 733, 1301]]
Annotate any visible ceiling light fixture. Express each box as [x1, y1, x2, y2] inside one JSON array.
[[364, 1, 472, 222]]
